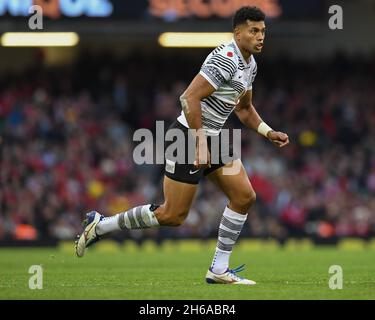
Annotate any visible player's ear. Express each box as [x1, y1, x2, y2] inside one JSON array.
[[233, 26, 241, 40]]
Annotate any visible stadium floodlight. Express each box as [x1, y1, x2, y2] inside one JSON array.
[[158, 32, 233, 48], [0, 32, 79, 47]]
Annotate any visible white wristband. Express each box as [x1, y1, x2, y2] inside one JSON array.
[[257, 122, 273, 137]]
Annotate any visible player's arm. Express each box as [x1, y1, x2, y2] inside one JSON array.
[[180, 74, 215, 132], [235, 90, 289, 147], [180, 74, 216, 167]]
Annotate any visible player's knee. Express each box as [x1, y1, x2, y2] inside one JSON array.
[[235, 189, 256, 210], [156, 206, 188, 227]]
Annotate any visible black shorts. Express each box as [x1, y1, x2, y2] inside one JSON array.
[[164, 120, 239, 184]]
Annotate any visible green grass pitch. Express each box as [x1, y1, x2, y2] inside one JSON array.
[[1, 239, 374, 299]]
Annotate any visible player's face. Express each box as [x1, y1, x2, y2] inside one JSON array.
[[236, 20, 266, 54]]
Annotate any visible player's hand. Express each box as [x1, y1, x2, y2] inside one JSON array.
[[194, 134, 211, 169], [267, 131, 289, 147]]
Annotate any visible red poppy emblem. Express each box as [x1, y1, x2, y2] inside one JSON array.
[[227, 51, 233, 57]]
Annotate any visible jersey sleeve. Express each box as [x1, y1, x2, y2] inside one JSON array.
[[199, 51, 237, 89], [247, 61, 257, 90]]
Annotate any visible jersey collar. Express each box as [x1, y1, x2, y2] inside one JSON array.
[[231, 39, 252, 66]]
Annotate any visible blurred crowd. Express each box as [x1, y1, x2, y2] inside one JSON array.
[[1, 49, 375, 242]]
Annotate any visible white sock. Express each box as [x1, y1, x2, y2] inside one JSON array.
[[95, 215, 120, 235], [210, 206, 247, 274], [96, 204, 160, 236]]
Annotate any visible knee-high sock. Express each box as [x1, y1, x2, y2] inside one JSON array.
[[210, 206, 247, 274], [95, 204, 160, 236]]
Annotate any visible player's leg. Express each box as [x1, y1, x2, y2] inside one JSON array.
[[154, 176, 198, 226], [75, 175, 198, 257], [205, 159, 256, 285], [76, 119, 201, 257], [207, 158, 256, 214], [96, 175, 197, 231]]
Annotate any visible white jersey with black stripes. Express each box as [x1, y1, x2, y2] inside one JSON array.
[[177, 39, 257, 136]]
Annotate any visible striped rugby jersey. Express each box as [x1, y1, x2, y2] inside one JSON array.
[[177, 39, 257, 136]]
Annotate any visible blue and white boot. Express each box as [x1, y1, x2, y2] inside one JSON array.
[[75, 211, 103, 257], [205, 264, 256, 285]]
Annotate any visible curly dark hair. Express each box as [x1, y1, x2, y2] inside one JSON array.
[[232, 6, 266, 29]]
